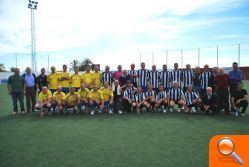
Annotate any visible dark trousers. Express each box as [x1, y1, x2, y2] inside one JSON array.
[[50, 89, 56, 94], [12, 92, 25, 112], [187, 104, 197, 109], [236, 100, 248, 113], [26, 87, 36, 112], [201, 104, 219, 114], [113, 95, 122, 112], [62, 87, 70, 94], [122, 98, 131, 113], [229, 84, 237, 97], [217, 89, 230, 112]]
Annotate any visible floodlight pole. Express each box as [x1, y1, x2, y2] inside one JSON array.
[[28, 0, 38, 72]]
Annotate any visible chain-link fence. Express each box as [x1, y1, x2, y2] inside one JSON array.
[[140, 43, 249, 69], [0, 43, 248, 73]]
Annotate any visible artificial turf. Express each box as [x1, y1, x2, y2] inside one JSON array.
[[0, 84, 248, 167]]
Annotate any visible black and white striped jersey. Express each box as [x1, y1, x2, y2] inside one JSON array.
[[123, 88, 134, 99], [170, 70, 182, 87], [199, 71, 212, 90], [148, 70, 160, 89], [137, 69, 149, 86], [185, 91, 198, 105], [160, 71, 171, 89], [102, 72, 113, 86], [168, 88, 184, 101], [156, 91, 168, 101], [144, 90, 155, 99], [134, 92, 145, 103], [183, 70, 194, 87], [128, 70, 138, 84]]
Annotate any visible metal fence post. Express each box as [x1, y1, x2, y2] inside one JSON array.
[[166, 51, 168, 66], [198, 48, 200, 67], [238, 44, 240, 67], [216, 45, 219, 67], [181, 49, 183, 68]]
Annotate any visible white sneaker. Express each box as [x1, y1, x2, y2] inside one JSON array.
[[235, 109, 240, 117], [12, 111, 17, 115], [169, 108, 173, 112], [241, 113, 246, 117], [21, 111, 26, 114], [163, 109, 167, 113], [118, 110, 122, 114], [109, 110, 113, 114], [98, 109, 102, 114], [90, 110, 94, 115]]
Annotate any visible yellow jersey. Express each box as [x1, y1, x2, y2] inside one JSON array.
[[59, 72, 70, 87], [78, 88, 90, 101], [100, 87, 113, 102], [38, 90, 52, 102], [65, 93, 79, 105], [89, 90, 103, 103], [53, 91, 66, 101], [82, 72, 93, 87], [70, 74, 81, 88], [92, 72, 102, 88], [47, 73, 60, 89]]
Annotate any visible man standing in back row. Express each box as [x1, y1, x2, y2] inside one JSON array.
[[7, 68, 26, 114], [137, 62, 149, 92], [214, 68, 230, 113], [59, 65, 70, 94], [229, 62, 243, 96], [23, 67, 37, 113]]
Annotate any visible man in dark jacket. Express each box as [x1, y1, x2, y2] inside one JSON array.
[[37, 68, 48, 92], [214, 68, 230, 113], [7, 68, 26, 114], [201, 87, 219, 115]]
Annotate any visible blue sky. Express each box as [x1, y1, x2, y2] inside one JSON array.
[[0, 0, 249, 71]]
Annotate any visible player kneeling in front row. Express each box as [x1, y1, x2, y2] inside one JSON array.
[[155, 85, 168, 113], [51, 86, 66, 115], [77, 83, 90, 114], [132, 86, 146, 114], [89, 85, 104, 115], [35, 86, 52, 117], [184, 85, 201, 114], [63, 87, 80, 114], [122, 82, 135, 114], [200, 87, 219, 115], [231, 82, 248, 117], [144, 84, 156, 112], [100, 82, 114, 114], [167, 81, 186, 112]]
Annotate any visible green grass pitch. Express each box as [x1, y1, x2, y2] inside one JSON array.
[[0, 83, 248, 167]]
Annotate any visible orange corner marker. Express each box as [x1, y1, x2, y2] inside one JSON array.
[[209, 135, 249, 167]]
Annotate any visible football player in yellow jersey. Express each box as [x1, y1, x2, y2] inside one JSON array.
[[81, 65, 93, 89], [77, 83, 90, 113], [47, 66, 60, 94], [63, 87, 80, 114], [89, 85, 104, 115], [100, 82, 114, 114], [70, 66, 81, 91], [51, 86, 66, 115], [59, 65, 70, 93], [35, 86, 52, 117], [92, 65, 102, 88]]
